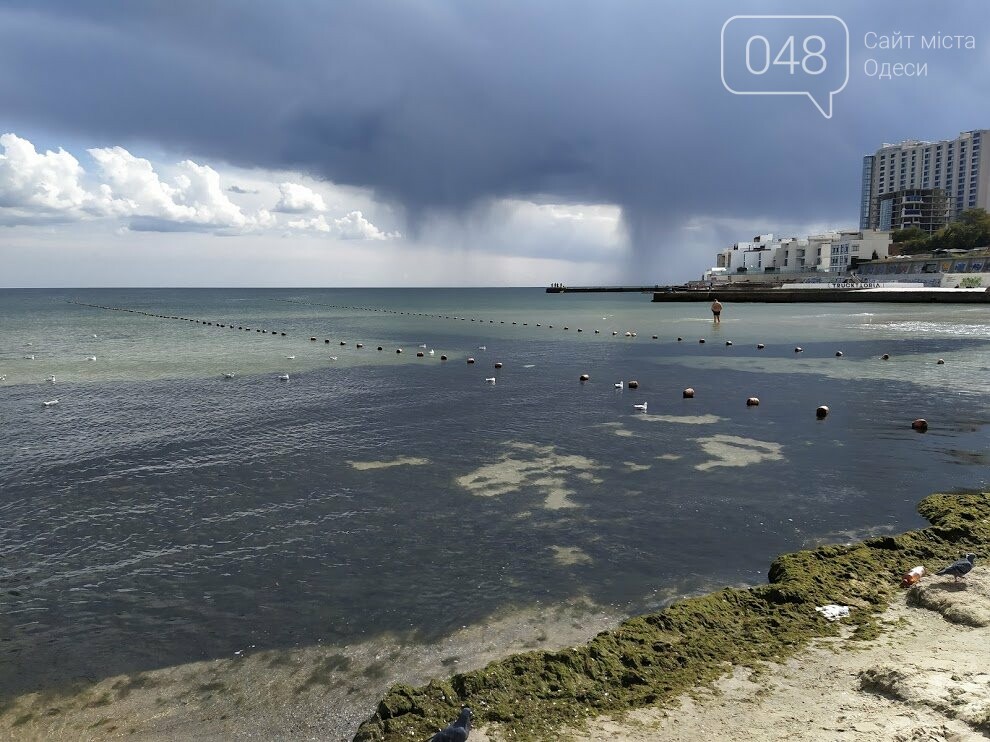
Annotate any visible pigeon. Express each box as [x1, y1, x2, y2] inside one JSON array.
[[429, 707, 472, 742], [936, 553, 976, 582]]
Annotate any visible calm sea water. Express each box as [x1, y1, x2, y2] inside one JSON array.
[[2, 288, 990, 732]]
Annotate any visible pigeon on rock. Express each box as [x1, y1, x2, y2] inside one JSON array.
[[935, 553, 976, 582], [429, 707, 472, 742]]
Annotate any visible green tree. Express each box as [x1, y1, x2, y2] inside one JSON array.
[[892, 226, 926, 243]]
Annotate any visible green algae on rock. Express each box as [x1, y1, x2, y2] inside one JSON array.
[[353, 492, 990, 742]]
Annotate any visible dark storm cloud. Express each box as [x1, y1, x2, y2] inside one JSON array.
[[0, 0, 987, 275]]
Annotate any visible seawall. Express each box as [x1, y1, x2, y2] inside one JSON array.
[[652, 288, 990, 303]]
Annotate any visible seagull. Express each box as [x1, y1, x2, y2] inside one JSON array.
[[24, 355, 35, 360], [429, 707, 472, 742], [484, 377, 496, 384], [328, 356, 338, 361], [936, 553, 976, 582], [43, 399, 59, 407], [278, 374, 290, 381], [0, 375, 6, 382], [92, 334, 98, 338], [614, 382, 624, 389], [428, 349, 435, 356], [633, 402, 648, 412], [86, 356, 97, 361], [419, 343, 427, 348], [285, 355, 296, 360], [223, 373, 235, 379], [48, 375, 56, 384], [478, 345, 486, 351]]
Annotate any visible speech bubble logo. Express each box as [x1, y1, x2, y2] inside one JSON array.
[[721, 15, 849, 119]]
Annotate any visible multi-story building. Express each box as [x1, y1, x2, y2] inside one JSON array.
[[707, 230, 891, 283], [860, 129, 989, 233]]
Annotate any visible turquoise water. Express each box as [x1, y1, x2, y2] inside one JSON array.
[[2, 288, 990, 735]]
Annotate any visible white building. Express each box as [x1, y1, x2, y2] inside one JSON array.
[[706, 230, 891, 284]]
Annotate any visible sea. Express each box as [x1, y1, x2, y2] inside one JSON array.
[[2, 288, 989, 739]]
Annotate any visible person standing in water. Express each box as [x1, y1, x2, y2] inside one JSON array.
[[711, 298, 723, 323]]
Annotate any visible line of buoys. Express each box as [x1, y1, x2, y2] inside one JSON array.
[[65, 303, 937, 433]]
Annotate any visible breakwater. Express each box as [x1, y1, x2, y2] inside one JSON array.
[[545, 286, 660, 293], [652, 288, 990, 303]]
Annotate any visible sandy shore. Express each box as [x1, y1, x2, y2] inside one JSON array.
[[564, 569, 990, 742]]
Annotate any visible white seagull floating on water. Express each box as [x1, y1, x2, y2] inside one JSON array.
[[24, 355, 35, 360], [278, 374, 290, 381], [633, 402, 648, 412], [86, 356, 97, 361], [43, 399, 59, 407], [428, 349, 435, 356], [328, 356, 338, 361], [285, 355, 296, 360], [484, 377, 496, 385], [48, 375, 56, 384], [614, 381, 624, 389], [223, 373, 235, 379]]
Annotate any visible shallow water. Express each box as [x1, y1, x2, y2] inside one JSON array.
[[2, 288, 989, 735]]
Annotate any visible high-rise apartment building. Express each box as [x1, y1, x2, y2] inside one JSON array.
[[860, 129, 988, 233]]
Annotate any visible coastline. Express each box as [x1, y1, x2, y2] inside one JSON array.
[[1, 493, 987, 741], [354, 491, 990, 742]]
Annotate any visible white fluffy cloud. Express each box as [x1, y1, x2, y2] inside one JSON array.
[[275, 182, 326, 213], [0, 133, 393, 237], [0, 133, 93, 222], [287, 210, 398, 240]]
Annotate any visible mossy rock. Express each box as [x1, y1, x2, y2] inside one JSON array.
[[353, 492, 990, 742]]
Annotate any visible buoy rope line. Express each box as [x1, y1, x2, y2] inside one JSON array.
[[55, 300, 936, 431]]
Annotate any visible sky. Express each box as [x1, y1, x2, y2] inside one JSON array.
[[0, 0, 987, 287]]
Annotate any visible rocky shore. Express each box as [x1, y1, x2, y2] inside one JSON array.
[[354, 492, 990, 742]]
